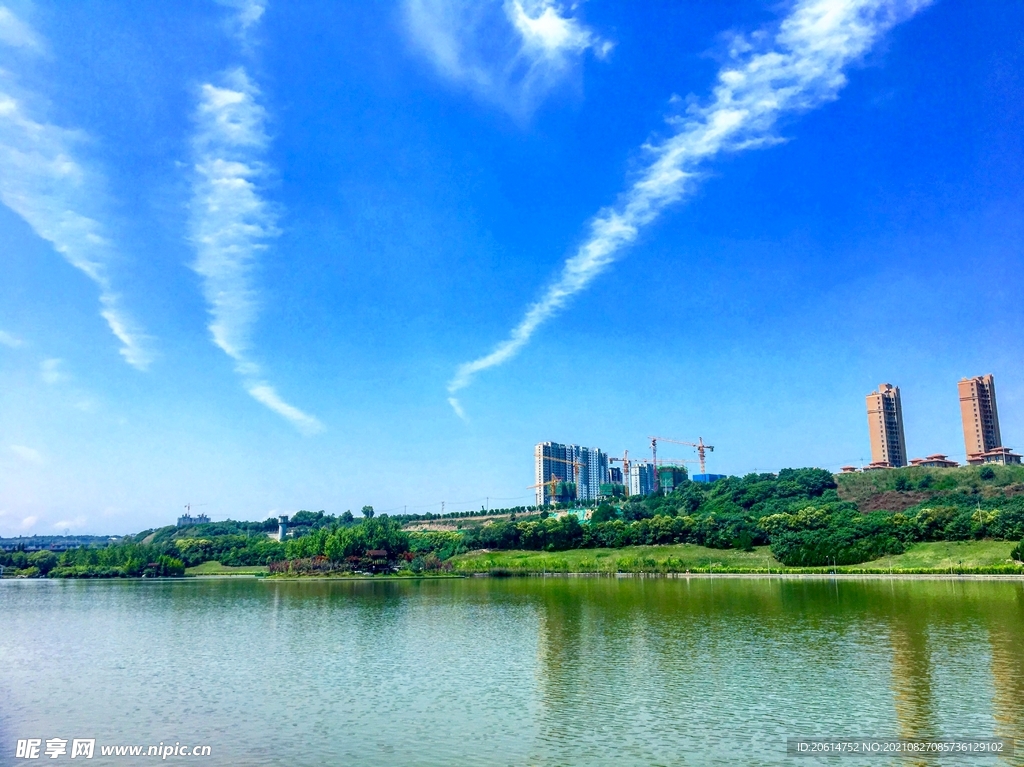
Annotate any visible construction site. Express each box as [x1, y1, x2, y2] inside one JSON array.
[[532, 436, 725, 507]]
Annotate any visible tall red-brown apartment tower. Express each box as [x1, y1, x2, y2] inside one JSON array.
[[866, 383, 907, 468], [959, 374, 1022, 465]]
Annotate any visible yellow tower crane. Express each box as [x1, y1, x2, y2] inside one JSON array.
[[528, 455, 583, 504], [649, 436, 715, 491]]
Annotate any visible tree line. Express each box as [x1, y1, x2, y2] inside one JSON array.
[[4, 466, 1024, 577], [453, 468, 1024, 566], [1, 544, 185, 578]]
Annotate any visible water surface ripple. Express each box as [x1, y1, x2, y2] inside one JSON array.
[[1, 577, 1022, 766]]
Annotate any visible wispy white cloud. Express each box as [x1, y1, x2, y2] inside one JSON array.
[[248, 383, 324, 436], [0, 5, 41, 50], [9, 444, 43, 464], [506, 0, 612, 59], [189, 69, 275, 363], [447, 396, 467, 422], [447, 0, 931, 413], [215, 0, 266, 40], [188, 15, 323, 435], [0, 329, 23, 347], [40, 357, 66, 384], [0, 9, 153, 369], [53, 515, 87, 531], [404, 0, 610, 118], [36, 357, 97, 409]]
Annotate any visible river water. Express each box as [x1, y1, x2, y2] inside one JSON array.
[[1, 576, 1022, 766]]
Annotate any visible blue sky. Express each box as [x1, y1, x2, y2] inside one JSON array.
[[1, 0, 1022, 535]]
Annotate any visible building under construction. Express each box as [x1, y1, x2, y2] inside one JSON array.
[[533, 442, 609, 506], [533, 436, 717, 504]]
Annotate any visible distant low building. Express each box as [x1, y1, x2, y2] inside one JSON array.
[[177, 513, 210, 527], [966, 447, 1022, 466], [909, 454, 959, 468], [692, 473, 726, 484], [365, 550, 389, 572], [840, 466, 859, 473]]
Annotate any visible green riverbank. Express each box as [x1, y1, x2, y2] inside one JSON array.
[[450, 539, 1023, 575], [185, 561, 269, 576]]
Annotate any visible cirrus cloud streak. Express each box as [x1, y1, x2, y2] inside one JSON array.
[[404, 0, 611, 118], [447, 0, 931, 414], [0, 8, 152, 369], [188, 63, 322, 435]]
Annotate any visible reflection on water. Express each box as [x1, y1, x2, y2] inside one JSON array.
[[889, 605, 936, 742], [989, 587, 1024, 753], [1, 576, 1022, 766]]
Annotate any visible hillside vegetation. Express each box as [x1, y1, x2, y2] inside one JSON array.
[[837, 464, 1024, 510], [4, 466, 1023, 578], [441, 467, 1024, 568]]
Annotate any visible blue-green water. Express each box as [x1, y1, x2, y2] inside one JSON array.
[[1, 576, 1022, 766]]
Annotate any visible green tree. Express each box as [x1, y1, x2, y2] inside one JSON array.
[[591, 502, 617, 524], [621, 501, 651, 522], [361, 506, 375, 519], [27, 551, 58, 575]]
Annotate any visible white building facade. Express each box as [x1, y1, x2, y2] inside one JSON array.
[[629, 462, 656, 497]]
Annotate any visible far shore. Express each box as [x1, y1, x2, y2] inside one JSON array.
[[5, 571, 1023, 582], [260, 571, 1024, 582]]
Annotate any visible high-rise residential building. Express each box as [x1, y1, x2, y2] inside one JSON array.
[[866, 383, 907, 468], [534, 442, 609, 506], [959, 375, 1001, 460], [629, 462, 656, 497], [579, 446, 608, 502], [958, 374, 1021, 465]]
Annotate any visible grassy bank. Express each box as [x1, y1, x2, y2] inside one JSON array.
[[452, 544, 782, 574], [266, 573, 464, 580], [847, 540, 1017, 570], [451, 540, 1023, 575], [185, 561, 269, 576]]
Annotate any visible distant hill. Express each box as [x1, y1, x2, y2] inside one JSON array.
[[0, 534, 120, 550]]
